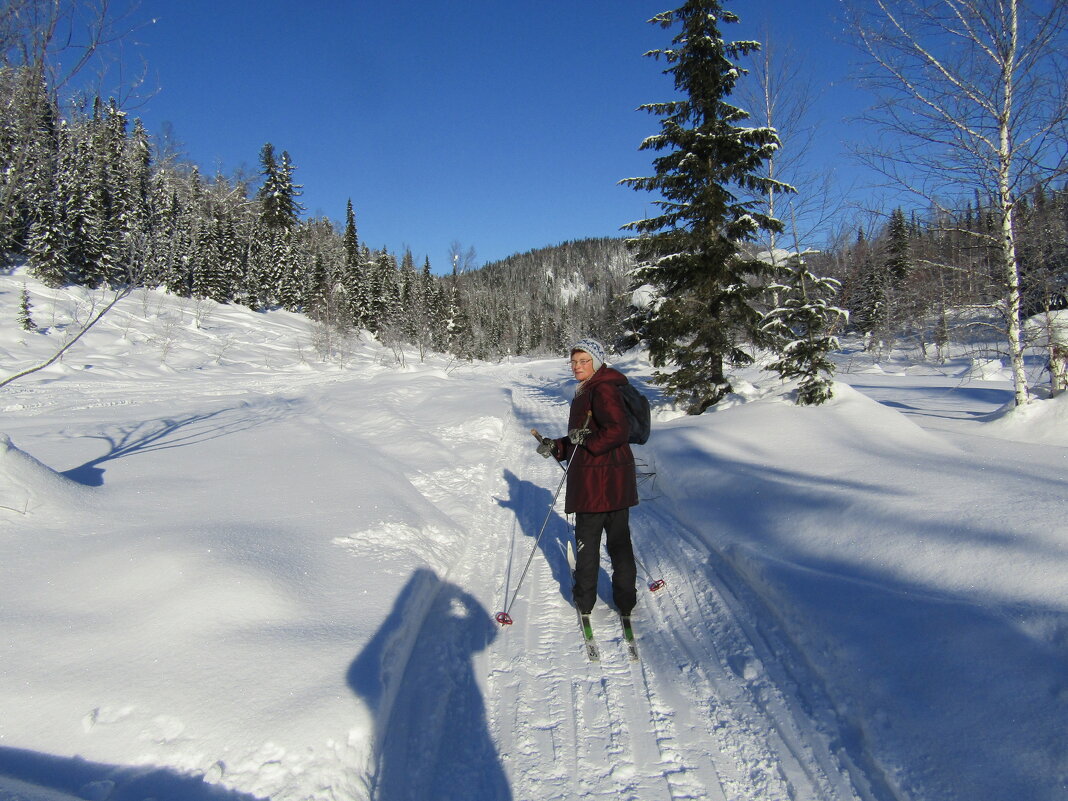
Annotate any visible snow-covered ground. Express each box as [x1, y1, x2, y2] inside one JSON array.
[[1, 269, 1066, 801]]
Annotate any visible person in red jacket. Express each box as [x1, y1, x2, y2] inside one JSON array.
[[538, 338, 638, 617]]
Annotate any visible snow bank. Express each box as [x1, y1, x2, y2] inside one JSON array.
[[639, 364, 1068, 801], [984, 390, 1068, 446], [0, 434, 95, 518]]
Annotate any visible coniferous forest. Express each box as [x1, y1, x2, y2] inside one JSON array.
[[2, 0, 1066, 408], [0, 63, 641, 366]]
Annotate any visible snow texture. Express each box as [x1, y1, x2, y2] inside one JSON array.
[[2, 268, 1066, 801]]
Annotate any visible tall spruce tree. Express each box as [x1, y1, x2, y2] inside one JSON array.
[[622, 0, 789, 413], [256, 143, 303, 231], [885, 207, 911, 282]]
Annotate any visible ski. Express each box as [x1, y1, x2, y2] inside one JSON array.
[[620, 614, 639, 661], [578, 611, 600, 662]]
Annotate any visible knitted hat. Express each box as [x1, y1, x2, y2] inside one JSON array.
[[571, 338, 606, 371]]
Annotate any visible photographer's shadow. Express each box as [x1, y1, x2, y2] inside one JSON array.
[[347, 569, 510, 801]]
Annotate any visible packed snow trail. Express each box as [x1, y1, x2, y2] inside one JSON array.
[[335, 358, 867, 800], [484, 363, 866, 801]]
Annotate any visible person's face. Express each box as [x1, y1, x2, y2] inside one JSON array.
[[570, 351, 596, 382]]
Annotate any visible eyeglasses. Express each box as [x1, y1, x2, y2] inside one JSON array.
[[569, 358, 593, 367]]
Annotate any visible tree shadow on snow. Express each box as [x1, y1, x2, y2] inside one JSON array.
[[0, 746, 265, 800], [849, 382, 1014, 421], [347, 568, 511, 801], [62, 402, 294, 487], [660, 441, 1068, 801]]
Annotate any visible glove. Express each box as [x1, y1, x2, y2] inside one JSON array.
[[568, 427, 589, 445], [536, 437, 555, 458]]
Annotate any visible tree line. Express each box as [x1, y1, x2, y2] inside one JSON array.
[[0, 66, 466, 353], [4, 0, 1065, 409], [821, 191, 1068, 364], [0, 63, 652, 366]]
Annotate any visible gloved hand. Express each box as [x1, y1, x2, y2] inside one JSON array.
[[568, 427, 589, 445], [536, 437, 556, 458]]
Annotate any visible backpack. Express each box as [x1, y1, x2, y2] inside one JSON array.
[[619, 382, 651, 445]]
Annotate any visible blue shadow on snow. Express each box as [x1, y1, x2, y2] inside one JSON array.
[[62, 402, 294, 487], [0, 747, 265, 800], [497, 468, 617, 609], [347, 568, 511, 801]]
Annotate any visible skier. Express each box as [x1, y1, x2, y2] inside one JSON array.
[[537, 338, 638, 618]]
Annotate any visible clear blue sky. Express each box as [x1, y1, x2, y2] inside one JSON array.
[[113, 1, 868, 270]]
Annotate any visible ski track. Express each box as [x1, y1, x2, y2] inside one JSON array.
[[475, 367, 868, 801]]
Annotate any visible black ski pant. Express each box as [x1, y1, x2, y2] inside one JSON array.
[[572, 508, 637, 616]]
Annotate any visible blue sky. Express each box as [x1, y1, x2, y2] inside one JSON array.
[[114, 1, 868, 270]]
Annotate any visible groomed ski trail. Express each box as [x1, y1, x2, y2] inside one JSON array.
[[486, 364, 869, 801]]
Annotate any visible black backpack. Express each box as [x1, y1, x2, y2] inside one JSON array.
[[619, 383, 651, 445]]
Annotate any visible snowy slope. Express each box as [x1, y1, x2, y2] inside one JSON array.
[[1, 269, 1066, 801]]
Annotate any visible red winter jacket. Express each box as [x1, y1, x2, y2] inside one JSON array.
[[553, 366, 639, 514]]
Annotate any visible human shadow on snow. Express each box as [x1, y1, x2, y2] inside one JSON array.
[[0, 746, 265, 800], [496, 468, 620, 611], [347, 568, 510, 801]]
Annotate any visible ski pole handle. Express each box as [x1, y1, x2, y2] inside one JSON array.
[[533, 428, 556, 458]]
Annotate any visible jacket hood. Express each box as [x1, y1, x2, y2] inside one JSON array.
[[587, 365, 629, 388]]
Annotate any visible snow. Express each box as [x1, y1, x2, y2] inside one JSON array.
[[629, 282, 658, 310], [2, 268, 1067, 801], [1024, 308, 1068, 348]]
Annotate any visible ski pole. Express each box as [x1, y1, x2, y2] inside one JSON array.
[[541, 434, 666, 593], [495, 431, 575, 626], [634, 553, 666, 592]]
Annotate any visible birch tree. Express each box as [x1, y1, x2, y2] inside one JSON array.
[[848, 0, 1068, 406], [737, 28, 838, 262]]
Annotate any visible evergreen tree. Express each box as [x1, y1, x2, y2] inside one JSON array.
[[307, 251, 331, 321], [761, 252, 847, 405], [343, 199, 359, 267], [17, 284, 37, 331], [398, 249, 420, 342], [339, 199, 368, 327], [446, 282, 473, 360], [267, 228, 304, 310], [370, 251, 400, 332], [192, 217, 225, 301], [87, 99, 128, 285], [26, 183, 68, 285], [0, 67, 58, 256], [256, 143, 303, 231], [217, 217, 245, 303], [851, 250, 891, 351], [885, 208, 911, 282], [246, 224, 274, 309], [622, 0, 789, 413], [58, 117, 104, 286], [157, 188, 189, 295]]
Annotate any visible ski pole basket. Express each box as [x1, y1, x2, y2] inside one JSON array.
[[495, 612, 514, 626], [648, 578, 666, 592]]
